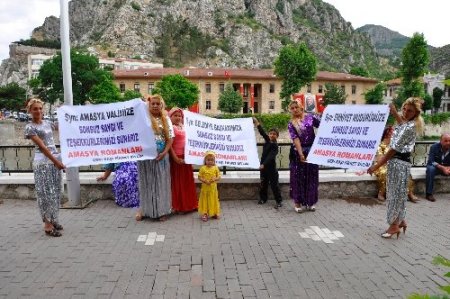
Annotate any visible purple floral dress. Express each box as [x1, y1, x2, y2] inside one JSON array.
[[288, 113, 321, 207], [105, 162, 139, 208]]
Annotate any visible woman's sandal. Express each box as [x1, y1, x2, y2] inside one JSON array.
[[294, 206, 304, 213], [201, 214, 208, 222], [45, 229, 62, 237], [135, 213, 143, 221], [52, 223, 63, 231]]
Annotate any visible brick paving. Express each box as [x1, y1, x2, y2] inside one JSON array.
[[0, 195, 449, 299]]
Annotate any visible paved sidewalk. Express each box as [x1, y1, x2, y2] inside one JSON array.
[[0, 196, 449, 299]]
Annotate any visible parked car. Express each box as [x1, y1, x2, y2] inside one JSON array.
[[18, 112, 29, 122]]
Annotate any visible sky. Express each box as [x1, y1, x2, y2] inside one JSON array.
[[0, 0, 449, 62]]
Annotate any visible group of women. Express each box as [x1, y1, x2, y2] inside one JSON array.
[[26, 94, 423, 239]]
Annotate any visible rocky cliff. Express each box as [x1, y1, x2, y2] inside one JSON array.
[[30, 0, 380, 73]]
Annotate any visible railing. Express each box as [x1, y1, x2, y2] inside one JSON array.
[[0, 141, 435, 174]]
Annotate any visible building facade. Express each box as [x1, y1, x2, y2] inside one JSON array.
[[113, 68, 378, 114]]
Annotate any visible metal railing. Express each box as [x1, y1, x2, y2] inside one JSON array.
[[0, 141, 435, 174]]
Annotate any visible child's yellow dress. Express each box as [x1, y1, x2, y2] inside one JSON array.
[[198, 165, 221, 217]]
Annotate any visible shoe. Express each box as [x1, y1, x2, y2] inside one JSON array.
[[399, 220, 407, 234], [211, 215, 219, 219], [377, 192, 386, 201], [408, 193, 419, 203], [307, 205, 316, 212], [51, 222, 63, 231], [294, 206, 304, 213], [201, 214, 208, 222], [135, 213, 143, 221], [45, 229, 62, 237], [426, 194, 436, 202], [381, 224, 401, 239], [274, 202, 282, 209], [258, 200, 267, 205]]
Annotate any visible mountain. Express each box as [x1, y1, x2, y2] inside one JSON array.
[[29, 0, 381, 73], [357, 24, 450, 77]]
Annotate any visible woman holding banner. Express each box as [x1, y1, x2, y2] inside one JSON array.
[[168, 107, 198, 213], [136, 95, 174, 221], [368, 98, 424, 238], [25, 98, 65, 237], [288, 100, 321, 213]]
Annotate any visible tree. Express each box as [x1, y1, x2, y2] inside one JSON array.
[[423, 94, 433, 111], [273, 42, 317, 108], [30, 50, 117, 105], [364, 83, 385, 104], [152, 74, 199, 108], [122, 90, 143, 101], [218, 83, 243, 113], [323, 83, 347, 105], [0, 83, 27, 111], [432, 87, 444, 113], [350, 67, 369, 77], [398, 33, 429, 102], [87, 73, 122, 104]]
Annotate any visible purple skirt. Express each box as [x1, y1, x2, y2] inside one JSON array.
[[112, 162, 140, 208], [289, 146, 319, 206]]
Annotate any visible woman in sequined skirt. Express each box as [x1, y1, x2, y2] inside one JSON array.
[[25, 99, 65, 237], [368, 98, 424, 238], [135, 95, 174, 221], [288, 100, 321, 213]]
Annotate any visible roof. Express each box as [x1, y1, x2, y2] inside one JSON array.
[[113, 67, 379, 83]]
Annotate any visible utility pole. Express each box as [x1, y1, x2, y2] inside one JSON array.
[[60, 0, 81, 206]]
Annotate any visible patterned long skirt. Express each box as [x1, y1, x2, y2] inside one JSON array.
[[170, 155, 198, 213], [33, 162, 62, 223], [137, 156, 172, 219], [112, 162, 139, 208], [386, 159, 410, 224], [289, 146, 319, 206]]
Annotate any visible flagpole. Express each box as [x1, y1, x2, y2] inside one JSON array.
[[60, 0, 81, 207]]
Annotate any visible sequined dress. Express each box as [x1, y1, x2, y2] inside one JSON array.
[[25, 121, 62, 223], [386, 120, 416, 224], [137, 116, 174, 219], [198, 166, 221, 217], [288, 114, 320, 207]]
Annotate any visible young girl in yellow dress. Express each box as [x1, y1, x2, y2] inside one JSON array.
[[198, 151, 221, 222]]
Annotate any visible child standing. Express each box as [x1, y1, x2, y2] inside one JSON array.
[[198, 151, 221, 222], [253, 118, 283, 208]]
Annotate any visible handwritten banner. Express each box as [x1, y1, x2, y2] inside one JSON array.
[[184, 111, 259, 168], [57, 98, 157, 167], [308, 105, 389, 169]]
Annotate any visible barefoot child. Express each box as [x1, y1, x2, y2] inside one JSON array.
[[198, 151, 221, 221]]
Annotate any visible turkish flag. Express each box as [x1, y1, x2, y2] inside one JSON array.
[[224, 70, 230, 78]]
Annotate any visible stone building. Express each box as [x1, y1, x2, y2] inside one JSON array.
[[112, 68, 378, 114]]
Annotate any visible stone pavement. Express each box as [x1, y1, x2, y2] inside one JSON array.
[[0, 195, 449, 299]]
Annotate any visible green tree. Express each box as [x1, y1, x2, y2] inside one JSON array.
[[31, 50, 116, 105], [0, 82, 27, 111], [364, 83, 385, 104], [218, 83, 243, 113], [398, 33, 429, 102], [87, 73, 122, 104], [273, 42, 317, 108], [350, 66, 369, 77], [423, 94, 433, 111], [122, 90, 143, 100], [152, 74, 199, 108], [323, 83, 347, 105], [432, 87, 444, 113]]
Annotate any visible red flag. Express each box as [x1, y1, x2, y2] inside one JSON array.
[[224, 70, 230, 78]]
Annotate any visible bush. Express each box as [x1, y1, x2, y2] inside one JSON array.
[[131, 1, 141, 11], [423, 113, 450, 125], [214, 113, 290, 131]]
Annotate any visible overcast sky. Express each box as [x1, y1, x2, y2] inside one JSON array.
[[0, 0, 449, 62]]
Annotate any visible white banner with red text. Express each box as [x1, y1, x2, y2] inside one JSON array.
[[57, 98, 157, 167], [184, 111, 259, 168], [307, 104, 389, 170]]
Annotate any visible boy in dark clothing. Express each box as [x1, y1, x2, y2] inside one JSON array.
[[253, 118, 283, 208]]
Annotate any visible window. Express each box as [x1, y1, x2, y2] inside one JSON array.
[[205, 83, 211, 93], [269, 83, 275, 93], [341, 85, 346, 93], [219, 83, 225, 93], [32, 59, 44, 66], [205, 100, 211, 110], [318, 85, 323, 93], [120, 83, 126, 92], [269, 101, 275, 110], [352, 100, 356, 104], [389, 88, 393, 97], [384, 89, 387, 96], [148, 82, 154, 94], [134, 83, 140, 92], [351, 85, 356, 95], [31, 71, 39, 78], [307, 84, 312, 93], [244, 85, 249, 97]]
